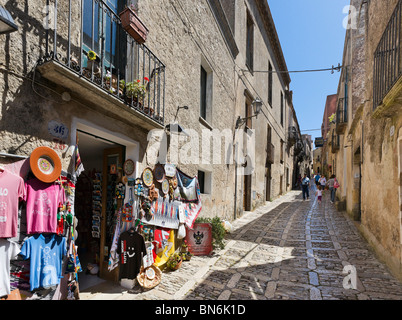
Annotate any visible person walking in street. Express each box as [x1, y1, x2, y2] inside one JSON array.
[[319, 175, 327, 194], [315, 173, 321, 187], [301, 174, 310, 201], [327, 175, 338, 203], [315, 185, 323, 204]]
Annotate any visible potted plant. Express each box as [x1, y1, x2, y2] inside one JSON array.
[[166, 252, 183, 270], [125, 77, 150, 108], [194, 217, 227, 251], [86, 50, 99, 73], [119, 5, 149, 44], [181, 251, 193, 262], [181, 240, 189, 253]]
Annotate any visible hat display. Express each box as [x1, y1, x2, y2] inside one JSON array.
[[137, 265, 162, 290], [29, 146, 62, 183]]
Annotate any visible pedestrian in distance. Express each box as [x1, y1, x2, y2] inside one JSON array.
[[315, 173, 321, 186], [316, 185, 323, 204], [319, 175, 327, 194], [301, 174, 310, 201], [327, 175, 338, 203]]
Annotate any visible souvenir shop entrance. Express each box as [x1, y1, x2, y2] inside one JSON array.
[[74, 130, 126, 283]]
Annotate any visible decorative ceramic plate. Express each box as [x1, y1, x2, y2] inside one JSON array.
[[123, 159, 135, 176], [161, 179, 169, 195], [30, 146, 62, 183], [142, 167, 154, 187], [146, 267, 156, 280], [164, 163, 176, 177], [154, 164, 165, 183]]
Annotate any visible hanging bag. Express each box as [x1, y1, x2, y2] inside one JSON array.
[[334, 179, 340, 189]]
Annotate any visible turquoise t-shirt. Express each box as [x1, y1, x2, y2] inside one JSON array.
[[20, 234, 67, 292]]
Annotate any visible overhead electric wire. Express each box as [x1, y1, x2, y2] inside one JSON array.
[[243, 64, 343, 74]]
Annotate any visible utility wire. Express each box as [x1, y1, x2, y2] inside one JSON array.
[[242, 64, 343, 74]]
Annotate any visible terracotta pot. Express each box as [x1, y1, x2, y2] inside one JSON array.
[[172, 260, 182, 270], [119, 7, 149, 44]]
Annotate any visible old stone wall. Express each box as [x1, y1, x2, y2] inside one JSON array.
[[0, 0, 297, 223], [359, 0, 402, 279]]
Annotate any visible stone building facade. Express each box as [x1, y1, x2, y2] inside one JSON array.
[[0, 0, 301, 282], [330, 0, 402, 280]]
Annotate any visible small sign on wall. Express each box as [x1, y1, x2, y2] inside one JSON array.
[[48, 120, 69, 140]]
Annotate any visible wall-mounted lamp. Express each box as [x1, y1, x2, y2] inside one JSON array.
[[235, 97, 263, 129], [174, 105, 189, 122], [0, 6, 18, 35]]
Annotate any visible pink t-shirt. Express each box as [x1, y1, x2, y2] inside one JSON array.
[[0, 170, 25, 238], [24, 178, 66, 235]]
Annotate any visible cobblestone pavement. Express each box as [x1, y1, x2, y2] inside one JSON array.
[[80, 190, 402, 300]]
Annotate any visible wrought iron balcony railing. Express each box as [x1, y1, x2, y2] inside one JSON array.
[[336, 98, 347, 124], [373, 0, 402, 109], [38, 0, 165, 126], [331, 131, 340, 153]]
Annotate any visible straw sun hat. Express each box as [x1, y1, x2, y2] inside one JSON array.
[[137, 265, 162, 290]]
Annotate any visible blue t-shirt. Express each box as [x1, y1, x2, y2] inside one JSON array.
[[20, 234, 67, 291]]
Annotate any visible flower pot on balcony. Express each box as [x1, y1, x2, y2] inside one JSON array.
[[125, 95, 143, 109], [119, 7, 149, 44]]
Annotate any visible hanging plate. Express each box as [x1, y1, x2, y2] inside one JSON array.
[[30, 146, 62, 183], [161, 179, 169, 195], [142, 167, 154, 187], [145, 267, 156, 280], [123, 159, 135, 176], [154, 164, 165, 183], [164, 163, 176, 177]]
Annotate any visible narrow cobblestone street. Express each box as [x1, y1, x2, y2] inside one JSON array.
[[80, 190, 402, 301]]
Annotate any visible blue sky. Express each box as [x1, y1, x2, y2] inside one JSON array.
[[268, 0, 350, 143]]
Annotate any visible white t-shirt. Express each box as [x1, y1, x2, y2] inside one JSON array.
[[0, 239, 20, 297]]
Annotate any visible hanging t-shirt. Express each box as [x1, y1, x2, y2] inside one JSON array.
[[0, 239, 20, 297], [24, 178, 66, 235], [117, 231, 146, 280], [0, 170, 25, 238], [20, 234, 67, 291]]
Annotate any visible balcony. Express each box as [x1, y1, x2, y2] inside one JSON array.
[[331, 132, 340, 153], [37, 0, 165, 130], [266, 143, 275, 165], [336, 98, 347, 134], [288, 126, 298, 147], [373, 0, 402, 118]]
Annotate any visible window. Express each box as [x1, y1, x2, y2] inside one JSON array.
[[280, 91, 284, 127], [83, 0, 125, 75], [280, 139, 284, 164], [198, 170, 205, 194], [200, 59, 213, 124], [198, 170, 212, 194], [268, 62, 273, 107], [246, 12, 254, 71], [200, 66, 207, 120]]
